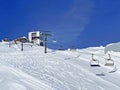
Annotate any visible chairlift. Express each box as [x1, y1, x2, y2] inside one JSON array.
[[52, 39, 57, 43], [90, 54, 100, 67], [105, 54, 114, 66], [53, 39, 64, 50], [58, 45, 65, 50], [70, 46, 76, 51]]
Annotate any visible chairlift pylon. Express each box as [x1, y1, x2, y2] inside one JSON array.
[[90, 54, 100, 67], [105, 54, 114, 66]]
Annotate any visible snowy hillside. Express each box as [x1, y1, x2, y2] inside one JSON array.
[[0, 42, 120, 90]]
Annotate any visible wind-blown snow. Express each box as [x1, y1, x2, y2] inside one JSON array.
[[0, 42, 120, 90]]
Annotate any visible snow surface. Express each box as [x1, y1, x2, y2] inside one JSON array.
[[105, 42, 120, 53], [0, 42, 120, 90]]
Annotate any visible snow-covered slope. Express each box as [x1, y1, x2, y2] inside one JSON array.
[[0, 65, 51, 90], [0, 42, 120, 90], [105, 42, 120, 53]]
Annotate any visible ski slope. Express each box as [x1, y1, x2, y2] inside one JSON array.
[[0, 65, 51, 90], [0, 42, 120, 90]]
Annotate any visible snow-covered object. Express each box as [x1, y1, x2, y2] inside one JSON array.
[[105, 42, 120, 53]]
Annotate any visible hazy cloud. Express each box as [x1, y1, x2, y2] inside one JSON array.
[[63, 0, 94, 28], [53, 0, 94, 47]]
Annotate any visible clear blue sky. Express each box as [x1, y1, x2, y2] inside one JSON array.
[[0, 0, 120, 49]]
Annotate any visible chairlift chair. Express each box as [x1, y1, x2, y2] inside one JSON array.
[[52, 38, 57, 43], [58, 45, 65, 50], [90, 54, 100, 67], [105, 54, 114, 66]]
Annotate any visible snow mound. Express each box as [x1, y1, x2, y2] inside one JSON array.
[[105, 42, 120, 53]]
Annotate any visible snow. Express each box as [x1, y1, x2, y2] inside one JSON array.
[[0, 65, 51, 90], [105, 42, 120, 53], [0, 42, 120, 89]]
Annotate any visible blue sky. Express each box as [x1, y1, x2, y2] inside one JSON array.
[[0, 0, 120, 49]]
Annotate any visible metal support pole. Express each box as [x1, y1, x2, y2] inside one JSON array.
[[42, 31, 51, 54], [108, 54, 111, 60], [21, 42, 23, 51], [8, 41, 10, 47], [92, 53, 94, 60], [44, 36, 47, 53]]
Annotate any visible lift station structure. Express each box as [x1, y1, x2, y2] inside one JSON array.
[[28, 31, 44, 46]]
